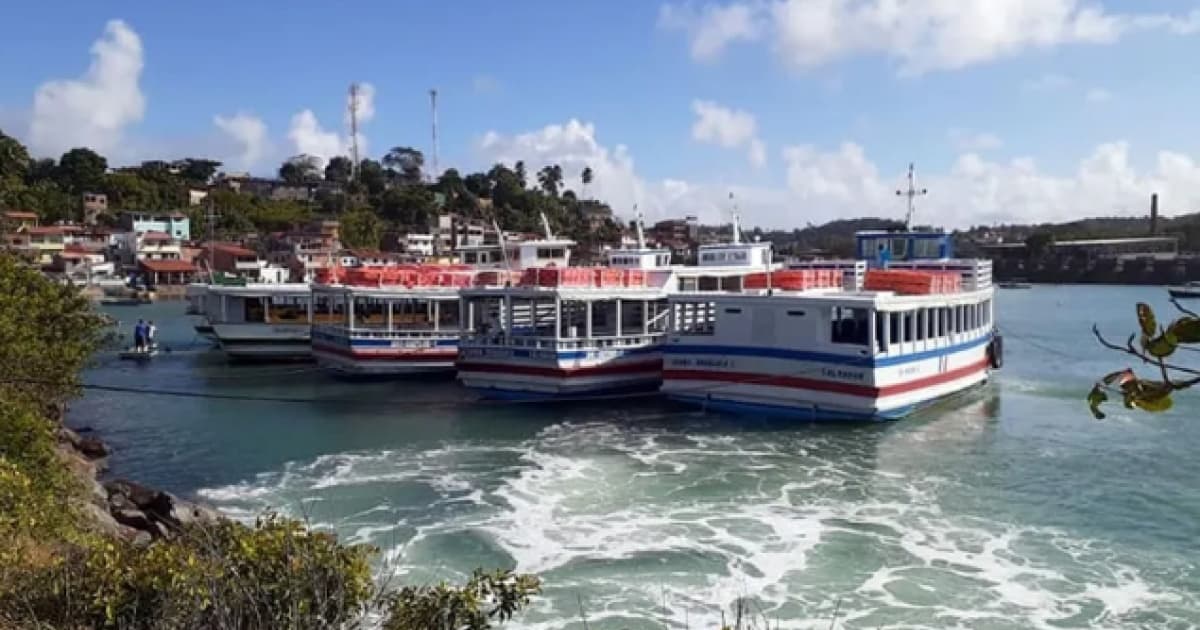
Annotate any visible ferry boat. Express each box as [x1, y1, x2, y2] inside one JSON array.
[[661, 173, 999, 421], [1168, 281, 1200, 299], [455, 216, 775, 398], [204, 282, 315, 361], [309, 266, 477, 376]]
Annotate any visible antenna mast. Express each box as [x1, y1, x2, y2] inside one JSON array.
[[348, 83, 361, 181], [429, 88, 439, 181], [896, 163, 927, 230]]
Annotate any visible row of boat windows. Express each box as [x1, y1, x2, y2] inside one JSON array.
[[862, 300, 993, 350]]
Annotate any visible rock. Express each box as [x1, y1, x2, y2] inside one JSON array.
[[77, 436, 110, 459], [130, 530, 153, 547], [107, 489, 136, 513], [74, 425, 95, 434], [89, 478, 109, 506], [112, 508, 157, 534], [57, 427, 83, 449], [168, 495, 222, 527], [78, 501, 143, 541], [56, 444, 97, 480], [105, 479, 168, 512]]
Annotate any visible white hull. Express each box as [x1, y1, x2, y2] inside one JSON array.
[[456, 346, 663, 398], [211, 323, 311, 360]]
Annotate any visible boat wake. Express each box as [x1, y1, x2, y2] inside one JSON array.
[[198, 421, 1198, 629]]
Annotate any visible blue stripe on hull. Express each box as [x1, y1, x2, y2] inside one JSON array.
[[663, 334, 991, 368]]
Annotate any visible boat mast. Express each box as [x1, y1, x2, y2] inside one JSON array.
[[634, 205, 646, 250], [896, 163, 928, 231]]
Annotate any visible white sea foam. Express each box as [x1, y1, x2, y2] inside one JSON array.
[[194, 420, 1199, 630]]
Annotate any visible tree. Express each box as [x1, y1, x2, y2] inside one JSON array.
[[27, 158, 56, 182], [382, 146, 425, 185], [1025, 231, 1055, 258], [102, 171, 160, 210], [0, 129, 30, 183], [581, 166, 593, 199], [339, 208, 384, 249], [176, 158, 222, 184], [325, 156, 354, 185], [383, 570, 540, 630], [279, 154, 322, 185], [514, 161, 527, 189], [55, 147, 107, 195], [358, 158, 388, 196], [379, 185, 436, 227], [1090, 301, 1200, 419], [537, 164, 563, 197]]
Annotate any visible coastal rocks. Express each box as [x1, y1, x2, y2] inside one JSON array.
[[104, 479, 221, 539], [77, 436, 110, 459]]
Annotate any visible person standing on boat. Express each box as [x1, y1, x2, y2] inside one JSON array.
[[133, 319, 146, 352], [877, 243, 892, 268], [147, 320, 157, 349]]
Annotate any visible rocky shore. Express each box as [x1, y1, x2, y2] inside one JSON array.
[[56, 424, 220, 545]]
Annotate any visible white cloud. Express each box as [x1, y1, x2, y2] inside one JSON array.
[[478, 118, 1200, 231], [658, 3, 764, 61], [948, 128, 1004, 152], [29, 19, 145, 157], [287, 82, 376, 168], [1085, 87, 1113, 103], [690, 99, 768, 167], [663, 1, 1200, 74], [213, 113, 268, 170]]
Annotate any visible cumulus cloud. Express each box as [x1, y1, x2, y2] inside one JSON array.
[[948, 128, 1003, 152], [690, 100, 767, 167], [29, 19, 145, 157], [287, 82, 376, 167], [662, 0, 1200, 74], [478, 118, 1200, 231], [213, 113, 269, 170], [658, 3, 764, 61]]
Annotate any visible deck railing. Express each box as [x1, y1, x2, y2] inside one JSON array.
[[312, 324, 461, 340], [460, 332, 662, 352]]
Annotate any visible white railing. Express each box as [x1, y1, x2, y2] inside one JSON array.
[[788, 259, 868, 291], [460, 332, 662, 352], [887, 259, 993, 291]]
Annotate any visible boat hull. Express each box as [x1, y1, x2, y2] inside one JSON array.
[[661, 335, 992, 421], [1168, 288, 1200, 299], [311, 329, 458, 376], [211, 323, 312, 361], [456, 346, 663, 399]]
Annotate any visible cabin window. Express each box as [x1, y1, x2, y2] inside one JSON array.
[[786, 310, 806, 317], [903, 311, 914, 342], [831, 307, 869, 346], [890, 238, 909, 259], [913, 238, 940, 259], [915, 310, 926, 341], [536, 248, 565, 259], [673, 301, 715, 335], [937, 307, 948, 337], [889, 312, 901, 345], [955, 306, 963, 334], [724, 308, 743, 315], [925, 308, 935, 339]]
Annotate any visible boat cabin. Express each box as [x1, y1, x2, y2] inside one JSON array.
[[856, 230, 953, 267]]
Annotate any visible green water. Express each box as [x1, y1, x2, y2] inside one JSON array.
[[73, 286, 1200, 629]]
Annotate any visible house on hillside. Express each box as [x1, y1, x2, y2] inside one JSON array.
[[25, 225, 81, 265], [202, 242, 288, 283], [121, 211, 190, 241], [138, 258, 199, 286]]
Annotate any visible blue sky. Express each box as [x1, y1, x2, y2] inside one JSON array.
[[3, 0, 1200, 227]]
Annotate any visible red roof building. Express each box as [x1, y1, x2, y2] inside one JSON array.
[[138, 258, 198, 285]]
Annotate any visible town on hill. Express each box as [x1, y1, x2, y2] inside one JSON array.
[[3, 128, 1199, 291]]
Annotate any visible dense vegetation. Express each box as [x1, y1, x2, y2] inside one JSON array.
[[1090, 300, 1200, 419], [0, 129, 623, 254], [0, 252, 543, 629]]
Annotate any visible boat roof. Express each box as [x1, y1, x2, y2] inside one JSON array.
[[205, 282, 311, 297], [311, 284, 462, 299], [669, 287, 993, 309], [460, 286, 667, 300]]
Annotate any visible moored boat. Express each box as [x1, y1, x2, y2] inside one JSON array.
[[1168, 281, 1200, 299], [455, 215, 775, 398], [309, 265, 479, 376], [662, 168, 999, 421], [205, 283, 314, 361]]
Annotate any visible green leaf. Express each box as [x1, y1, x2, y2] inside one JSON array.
[[1086, 369, 1135, 420], [1087, 385, 1108, 420], [1141, 332, 1178, 358], [1136, 303, 1157, 336], [1167, 317, 1200, 344]]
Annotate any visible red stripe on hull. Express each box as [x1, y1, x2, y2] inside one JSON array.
[[313, 343, 456, 362], [457, 358, 663, 378], [664, 358, 990, 398]]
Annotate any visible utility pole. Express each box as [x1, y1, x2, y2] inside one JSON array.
[[429, 88, 439, 182], [349, 83, 361, 181]]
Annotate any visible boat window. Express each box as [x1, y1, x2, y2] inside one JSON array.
[[889, 312, 900, 345], [243, 297, 265, 323], [786, 310, 806, 317], [913, 238, 940, 259], [724, 308, 742, 315], [903, 311, 914, 342], [890, 238, 909, 259], [925, 308, 935, 339], [536, 248, 565, 259], [937, 307, 948, 337], [874, 313, 885, 353], [915, 310, 926, 341], [673, 301, 715, 335], [831, 307, 869, 346]]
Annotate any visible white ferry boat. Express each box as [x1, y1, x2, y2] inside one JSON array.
[[309, 266, 475, 376], [204, 282, 315, 360], [661, 176, 999, 420], [455, 217, 776, 398], [308, 227, 575, 376]]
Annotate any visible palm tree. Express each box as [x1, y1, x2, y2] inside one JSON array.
[[382, 146, 425, 185], [581, 166, 594, 200], [537, 164, 564, 197], [514, 161, 527, 188]]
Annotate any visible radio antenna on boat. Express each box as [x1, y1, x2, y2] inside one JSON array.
[[540, 212, 554, 240], [634, 205, 647, 250], [896, 162, 927, 231], [492, 218, 514, 273], [729, 191, 742, 244]]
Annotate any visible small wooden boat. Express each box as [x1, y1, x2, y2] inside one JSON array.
[[1168, 281, 1200, 299], [119, 344, 159, 360]]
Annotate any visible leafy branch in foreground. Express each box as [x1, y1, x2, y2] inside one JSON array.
[[1089, 299, 1200, 418]]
